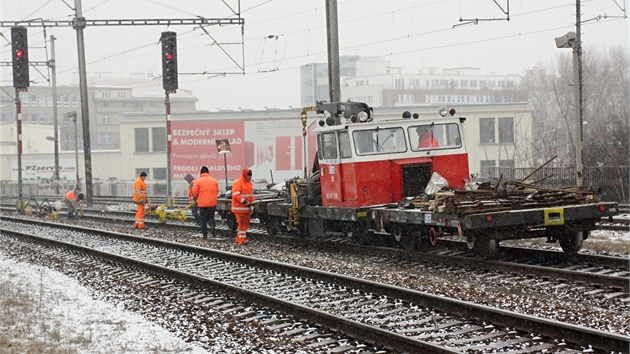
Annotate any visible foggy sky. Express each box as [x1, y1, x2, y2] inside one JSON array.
[[1, 0, 628, 111]]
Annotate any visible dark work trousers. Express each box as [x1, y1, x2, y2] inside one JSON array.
[[199, 206, 216, 238], [191, 204, 200, 224]]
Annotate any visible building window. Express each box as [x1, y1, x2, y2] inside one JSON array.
[[461, 80, 469, 88], [103, 133, 112, 144], [39, 94, 46, 106], [102, 92, 111, 98], [480, 160, 496, 176], [0, 94, 6, 106], [135, 128, 149, 152], [0, 114, 6, 123], [71, 95, 78, 107], [57, 94, 62, 107], [498, 117, 514, 144], [118, 92, 127, 99], [499, 159, 514, 168], [396, 94, 414, 103], [153, 168, 167, 180], [102, 114, 111, 124], [152, 127, 166, 152], [480, 118, 495, 144], [30, 94, 37, 106], [470, 80, 477, 88], [20, 92, 29, 106], [47, 94, 53, 106], [64, 95, 70, 107], [39, 114, 46, 124], [395, 78, 405, 89]]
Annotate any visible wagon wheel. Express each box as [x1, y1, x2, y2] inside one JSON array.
[[558, 230, 585, 255], [347, 224, 375, 245], [294, 220, 308, 238], [265, 217, 280, 235], [397, 230, 418, 251], [471, 234, 499, 260]]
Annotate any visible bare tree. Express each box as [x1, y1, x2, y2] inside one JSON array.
[[523, 45, 629, 201]]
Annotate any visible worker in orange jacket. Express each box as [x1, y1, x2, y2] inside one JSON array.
[[231, 168, 254, 245], [133, 171, 148, 229], [185, 174, 200, 224], [63, 189, 84, 219], [416, 125, 440, 149], [191, 166, 219, 239]]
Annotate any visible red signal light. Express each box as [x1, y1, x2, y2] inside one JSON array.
[[16, 49, 24, 58], [166, 52, 174, 60]]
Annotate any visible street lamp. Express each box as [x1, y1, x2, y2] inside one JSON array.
[[216, 139, 232, 192], [219, 150, 230, 192], [555, 31, 583, 186], [45, 135, 60, 194]]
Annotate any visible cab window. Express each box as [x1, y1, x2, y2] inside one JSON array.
[[408, 123, 461, 151], [352, 127, 406, 155], [318, 132, 338, 160], [339, 131, 352, 159]]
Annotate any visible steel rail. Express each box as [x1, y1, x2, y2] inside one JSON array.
[[1, 228, 456, 353], [1, 220, 627, 352]]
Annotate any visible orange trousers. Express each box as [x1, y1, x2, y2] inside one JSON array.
[[234, 212, 250, 244], [134, 203, 145, 228]]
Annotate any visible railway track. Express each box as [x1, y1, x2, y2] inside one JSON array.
[[2, 207, 629, 294], [1, 219, 627, 353]]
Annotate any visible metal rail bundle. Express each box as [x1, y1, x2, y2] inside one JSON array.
[[440, 184, 597, 216], [429, 156, 600, 216]]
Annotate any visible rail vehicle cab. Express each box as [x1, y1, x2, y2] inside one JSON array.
[[314, 107, 469, 208]]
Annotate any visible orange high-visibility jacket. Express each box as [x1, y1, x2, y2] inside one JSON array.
[[64, 190, 77, 201], [192, 173, 219, 207], [231, 175, 254, 214], [133, 177, 147, 204]]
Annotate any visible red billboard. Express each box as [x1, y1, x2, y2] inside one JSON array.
[[170, 121, 246, 180]]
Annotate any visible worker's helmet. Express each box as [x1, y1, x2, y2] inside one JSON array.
[[77, 193, 84, 200]]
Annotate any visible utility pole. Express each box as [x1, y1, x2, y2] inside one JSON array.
[[74, 0, 92, 201], [325, 0, 341, 125], [574, 0, 584, 186], [2, 3, 244, 202], [50, 35, 60, 195]]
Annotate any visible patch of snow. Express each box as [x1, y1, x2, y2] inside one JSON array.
[[0, 257, 208, 353]]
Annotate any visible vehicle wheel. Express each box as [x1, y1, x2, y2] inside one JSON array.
[[558, 230, 585, 255], [472, 236, 498, 260], [265, 217, 280, 235], [398, 230, 418, 251], [347, 224, 375, 245], [295, 221, 308, 238]]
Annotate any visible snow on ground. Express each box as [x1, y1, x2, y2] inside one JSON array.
[[0, 256, 208, 354]]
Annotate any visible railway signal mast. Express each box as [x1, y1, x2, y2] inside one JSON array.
[[1, 0, 244, 207], [161, 31, 178, 206], [11, 26, 29, 208]]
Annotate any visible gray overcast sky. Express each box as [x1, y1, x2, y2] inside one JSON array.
[[1, 0, 628, 111]]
